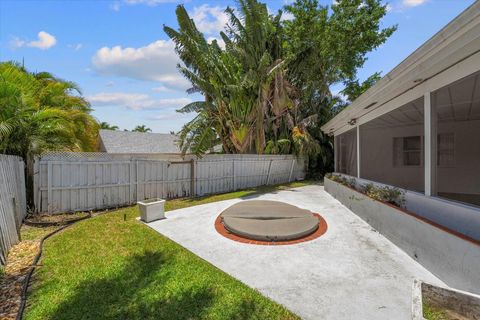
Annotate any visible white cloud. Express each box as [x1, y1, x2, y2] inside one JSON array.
[[110, 1, 121, 11], [402, 0, 428, 7], [124, 0, 176, 5], [68, 43, 83, 51], [207, 36, 225, 49], [28, 31, 57, 49], [281, 11, 294, 21], [11, 31, 57, 50], [190, 4, 228, 35], [10, 37, 25, 49], [87, 92, 192, 111], [110, 0, 179, 11], [92, 40, 190, 91], [387, 0, 428, 12], [149, 112, 193, 121], [152, 86, 171, 92]]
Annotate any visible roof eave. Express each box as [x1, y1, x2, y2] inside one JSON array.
[[321, 1, 480, 135]]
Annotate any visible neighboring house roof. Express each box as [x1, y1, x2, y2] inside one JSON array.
[[321, 1, 480, 135], [98, 130, 181, 154]]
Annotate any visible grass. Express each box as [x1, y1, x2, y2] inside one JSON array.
[[21, 225, 58, 241], [423, 302, 449, 320], [164, 180, 315, 211], [25, 181, 314, 320]]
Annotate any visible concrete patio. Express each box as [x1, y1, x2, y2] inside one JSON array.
[[145, 185, 445, 320]]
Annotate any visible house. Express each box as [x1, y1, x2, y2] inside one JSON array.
[[98, 130, 182, 154], [321, 2, 480, 237]]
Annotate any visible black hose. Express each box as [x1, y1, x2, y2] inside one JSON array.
[[16, 214, 91, 320]]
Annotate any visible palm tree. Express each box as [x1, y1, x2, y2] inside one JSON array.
[[165, 0, 319, 156], [0, 62, 98, 160], [132, 125, 152, 133], [99, 122, 119, 130], [1, 61, 99, 206]]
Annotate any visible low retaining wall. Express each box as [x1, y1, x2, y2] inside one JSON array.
[[347, 175, 480, 241], [411, 280, 480, 320], [324, 177, 480, 295]]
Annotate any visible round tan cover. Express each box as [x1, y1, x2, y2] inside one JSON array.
[[220, 200, 319, 241]]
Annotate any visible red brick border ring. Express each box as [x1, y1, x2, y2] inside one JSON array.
[[215, 213, 328, 245]]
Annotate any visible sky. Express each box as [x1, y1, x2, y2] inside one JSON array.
[[0, 0, 476, 133]]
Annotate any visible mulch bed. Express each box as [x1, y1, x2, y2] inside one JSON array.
[[0, 239, 41, 319], [1, 212, 91, 320]]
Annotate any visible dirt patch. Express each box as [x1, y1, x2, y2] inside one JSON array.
[[24, 212, 90, 226]]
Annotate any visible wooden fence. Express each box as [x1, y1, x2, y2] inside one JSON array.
[[0, 155, 27, 266], [33, 153, 306, 214]]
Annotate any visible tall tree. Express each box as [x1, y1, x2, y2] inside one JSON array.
[[165, 0, 394, 170], [284, 0, 395, 176], [165, 0, 319, 156]]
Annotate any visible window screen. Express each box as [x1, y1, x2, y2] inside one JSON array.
[[393, 136, 422, 166], [335, 128, 357, 176], [437, 133, 455, 167], [360, 97, 425, 193]]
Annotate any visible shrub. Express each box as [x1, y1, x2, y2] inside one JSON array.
[[362, 183, 404, 207], [327, 174, 405, 207], [326, 173, 357, 189], [346, 178, 357, 189]]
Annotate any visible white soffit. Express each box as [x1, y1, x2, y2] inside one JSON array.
[[321, 1, 480, 136]]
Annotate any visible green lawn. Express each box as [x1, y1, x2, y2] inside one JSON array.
[[25, 181, 314, 320]]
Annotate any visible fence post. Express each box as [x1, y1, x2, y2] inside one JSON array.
[[190, 159, 195, 197], [288, 158, 296, 182], [12, 197, 20, 240], [47, 161, 52, 214], [129, 161, 134, 204], [32, 157, 38, 214], [232, 159, 235, 191], [20, 160, 26, 218], [135, 160, 139, 201], [266, 159, 273, 185]]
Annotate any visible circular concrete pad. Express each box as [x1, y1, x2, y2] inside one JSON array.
[[220, 200, 319, 241]]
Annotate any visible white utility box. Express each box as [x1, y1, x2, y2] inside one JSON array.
[[138, 198, 166, 222]]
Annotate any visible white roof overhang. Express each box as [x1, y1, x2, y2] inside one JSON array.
[[321, 1, 480, 136]]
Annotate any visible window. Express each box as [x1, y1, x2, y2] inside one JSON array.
[[437, 133, 455, 167], [393, 136, 422, 167]]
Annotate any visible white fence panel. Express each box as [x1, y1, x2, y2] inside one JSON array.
[[0, 154, 27, 266], [34, 153, 306, 214]]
